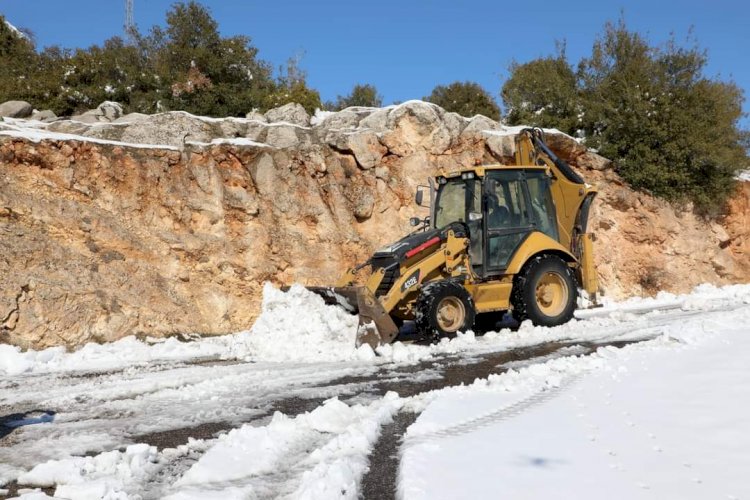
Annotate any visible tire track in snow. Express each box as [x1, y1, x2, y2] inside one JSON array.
[[403, 374, 582, 446]]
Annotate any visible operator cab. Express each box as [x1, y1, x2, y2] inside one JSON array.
[[432, 167, 558, 278]]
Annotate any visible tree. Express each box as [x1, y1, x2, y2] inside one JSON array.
[[424, 81, 500, 120], [332, 83, 382, 110], [147, 1, 276, 116], [577, 20, 747, 211], [502, 19, 749, 212], [262, 55, 321, 113], [0, 16, 40, 103], [502, 46, 580, 133]]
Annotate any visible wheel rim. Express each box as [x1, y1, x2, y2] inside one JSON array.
[[436, 297, 466, 333], [535, 271, 569, 317]]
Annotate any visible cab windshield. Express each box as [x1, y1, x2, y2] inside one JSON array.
[[434, 178, 480, 229]]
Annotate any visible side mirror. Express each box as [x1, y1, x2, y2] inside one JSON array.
[[415, 188, 424, 207], [409, 217, 421, 227]]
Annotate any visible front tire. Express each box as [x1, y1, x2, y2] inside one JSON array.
[[416, 281, 476, 338], [512, 255, 577, 327]]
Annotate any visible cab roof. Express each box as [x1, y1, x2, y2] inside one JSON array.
[[439, 164, 548, 179]]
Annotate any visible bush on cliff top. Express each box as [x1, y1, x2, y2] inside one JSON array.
[[424, 81, 501, 120], [503, 20, 750, 212]]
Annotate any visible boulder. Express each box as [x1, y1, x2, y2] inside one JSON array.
[[118, 112, 214, 147], [30, 110, 57, 122], [358, 107, 390, 132], [316, 110, 361, 130], [97, 101, 124, 121], [0, 100, 33, 118], [112, 113, 149, 124], [72, 111, 107, 124], [264, 103, 310, 127], [461, 115, 501, 137], [328, 131, 386, 170], [265, 124, 300, 149], [245, 110, 267, 122], [381, 101, 452, 155]]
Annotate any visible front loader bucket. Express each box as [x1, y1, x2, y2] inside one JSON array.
[[297, 286, 399, 349]]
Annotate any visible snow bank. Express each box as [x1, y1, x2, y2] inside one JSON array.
[[0, 335, 236, 376], [166, 393, 402, 500], [3, 283, 749, 375], [16, 444, 157, 499], [399, 288, 750, 500]]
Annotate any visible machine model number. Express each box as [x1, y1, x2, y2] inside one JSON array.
[[402, 270, 420, 291]]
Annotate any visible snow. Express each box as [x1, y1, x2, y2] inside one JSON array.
[[164, 393, 402, 500], [2, 283, 750, 498], [234, 283, 377, 363], [4, 19, 28, 40], [310, 109, 335, 126], [399, 286, 750, 499], [4, 283, 749, 376], [17, 444, 158, 499], [185, 137, 274, 148], [0, 125, 179, 151]]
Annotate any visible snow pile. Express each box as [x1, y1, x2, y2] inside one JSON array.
[[310, 109, 335, 126], [234, 283, 375, 363], [16, 444, 157, 499], [3, 283, 750, 375], [400, 290, 750, 499], [166, 393, 402, 500]]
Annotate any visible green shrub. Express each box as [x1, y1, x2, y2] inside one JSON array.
[[502, 20, 749, 212], [424, 81, 500, 120]]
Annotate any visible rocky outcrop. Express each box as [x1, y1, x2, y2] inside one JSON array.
[[0, 100, 748, 349]]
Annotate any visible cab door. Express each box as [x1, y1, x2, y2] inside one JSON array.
[[483, 170, 536, 275]]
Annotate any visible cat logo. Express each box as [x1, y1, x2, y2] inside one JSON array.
[[401, 270, 420, 292]]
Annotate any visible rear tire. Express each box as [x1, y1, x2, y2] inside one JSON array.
[[511, 255, 577, 327], [416, 281, 476, 338]]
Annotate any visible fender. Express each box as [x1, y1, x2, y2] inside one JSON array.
[[504, 231, 577, 276]]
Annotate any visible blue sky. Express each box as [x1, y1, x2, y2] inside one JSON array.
[[2, 0, 748, 125]]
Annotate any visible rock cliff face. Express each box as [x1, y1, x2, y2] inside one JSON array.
[[1, 101, 748, 349]]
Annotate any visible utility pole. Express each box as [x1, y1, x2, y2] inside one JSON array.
[[124, 0, 135, 43]]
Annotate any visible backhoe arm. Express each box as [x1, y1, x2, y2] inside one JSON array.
[[515, 128, 599, 297]]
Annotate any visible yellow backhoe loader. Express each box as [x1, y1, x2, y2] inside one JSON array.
[[303, 128, 599, 349]]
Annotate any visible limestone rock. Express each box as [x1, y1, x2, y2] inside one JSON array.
[[381, 101, 452, 155], [265, 125, 300, 149], [245, 110, 267, 122], [265, 103, 310, 127], [97, 101, 124, 121], [72, 111, 107, 124], [315, 110, 361, 130], [113, 112, 149, 124], [0, 100, 32, 118], [117, 112, 214, 147], [31, 110, 57, 121]]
